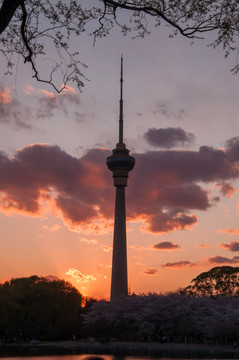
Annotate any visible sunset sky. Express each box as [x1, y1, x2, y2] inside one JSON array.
[[1, 8, 239, 299]]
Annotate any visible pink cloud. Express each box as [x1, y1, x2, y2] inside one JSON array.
[[152, 241, 180, 250]]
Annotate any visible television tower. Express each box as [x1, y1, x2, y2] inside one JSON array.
[[106, 57, 135, 301]]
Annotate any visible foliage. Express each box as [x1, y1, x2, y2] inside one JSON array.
[[83, 291, 239, 343], [184, 266, 239, 296], [1, 0, 239, 91], [0, 275, 85, 340]]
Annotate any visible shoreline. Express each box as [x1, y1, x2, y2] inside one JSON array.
[[1, 341, 239, 358]]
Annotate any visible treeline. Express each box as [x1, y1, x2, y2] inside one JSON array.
[[84, 266, 239, 344], [1, 266, 239, 343], [0, 276, 95, 341], [84, 292, 239, 344]]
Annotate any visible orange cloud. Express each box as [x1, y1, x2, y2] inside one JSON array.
[[129, 245, 144, 251], [43, 224, 61, 232], [103, 245, 113, 252], [24, 85, 34, 95], [0, 88, 11, 104], [65, 268, 96, 282], [39, 89, 56, 99], [62, 85, 77, 95], [80, 238, 98, 245], [196, 244, 214, 248], [217, 227, 239, 235]]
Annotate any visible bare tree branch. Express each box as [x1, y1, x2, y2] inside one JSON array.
[[1, 0, 239, 91], [20, 0, 66, 93]]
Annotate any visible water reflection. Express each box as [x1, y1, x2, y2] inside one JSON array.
[[0, 356, 222, 360], [2, 358, 130, 360], [0, 356, 228, 360], [0, 356, 187, 360]]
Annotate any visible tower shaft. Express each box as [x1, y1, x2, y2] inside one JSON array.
[[110, 185, 128, 300]]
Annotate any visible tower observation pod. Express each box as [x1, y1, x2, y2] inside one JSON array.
[[106, 57, 135, 301]]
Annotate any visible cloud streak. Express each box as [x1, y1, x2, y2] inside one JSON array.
[[207, 255, 239, 264], [152, 241, 180, 250], [142, 268, 158, 275], [152, 101, 187, 120], [217, 227, 239, 235], [161, 261, 195, 268]]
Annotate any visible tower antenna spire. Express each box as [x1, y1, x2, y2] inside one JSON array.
[[119, 55, 123, 144]]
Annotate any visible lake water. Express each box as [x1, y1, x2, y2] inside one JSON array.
[[0, 356, 223, 360], [0, 357, 172, 360]]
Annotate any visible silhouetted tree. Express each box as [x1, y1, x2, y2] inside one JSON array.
[[0, 275, 84, 340], [1, 1, 239, 91], [184, 266, 239, 297]]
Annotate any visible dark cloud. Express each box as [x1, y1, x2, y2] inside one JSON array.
[[152, 241, 180, 250], [207, 255, 239, 264], [146, 212, 197, 234], [225, 137, 239, 161], [219, 242, 239, 252], [144, 127, 195, 149], [142, 268, 158, 275], [0, 144, 113, 231], [161, 261, 195, 268], [0, 135, 239, 234], [132, 145, 239, 185]]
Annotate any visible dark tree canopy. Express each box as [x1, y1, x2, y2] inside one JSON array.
[[0, 275, 84, 340], [184, 266, 239, 297], [0, 0, 239, 91]]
